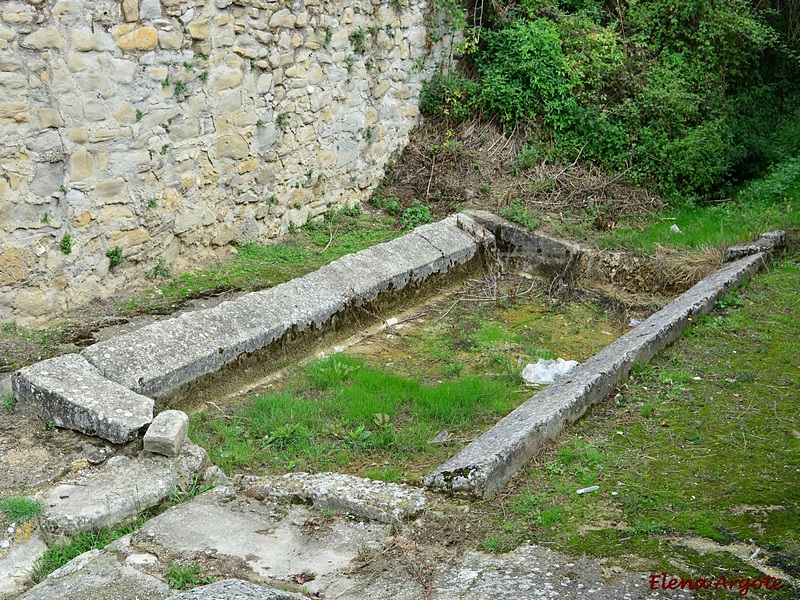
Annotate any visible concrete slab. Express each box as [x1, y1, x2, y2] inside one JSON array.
[[724, 230, 786, 262], [243, 472, 428, 524], [40, 443, 208, 535], [130, 486, 390, 596], [464, 210, 585, 277], [81, 215, 487, 400], [425, 253, 766, 497], [172, 580, 306, 599], [11, 354, 154, 445], [18, 549, 172, 600]]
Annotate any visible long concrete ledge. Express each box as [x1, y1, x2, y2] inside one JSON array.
[[424, 248, 776, 498], [12, 215, 492, 442], [80, 214, 489, 400]]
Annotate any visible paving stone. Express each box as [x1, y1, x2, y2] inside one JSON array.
[[143, 409, 189, 457], [40, 443, 208, 535], [130, 486, 390, 596], [12, 354, 154, 445], [172, 580, 306, 599], [18, 549, 172, 600]]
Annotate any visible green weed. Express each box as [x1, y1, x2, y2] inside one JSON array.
[[401, 200, 433, 229], [0, 496, 43, 524], [1, 392, 16, 413], [500, 199, 539, 230], [106, 246, 123, 267], [164, 563, 213, 590], [60, 233, 73, 255]]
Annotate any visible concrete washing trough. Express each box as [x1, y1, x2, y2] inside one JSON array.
[[11, 214, 785, 492]]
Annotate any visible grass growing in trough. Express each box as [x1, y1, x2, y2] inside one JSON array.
[[191, 355, 519, 481]]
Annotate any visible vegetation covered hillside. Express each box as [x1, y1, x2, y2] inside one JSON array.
[[419, 0, 800, 203]]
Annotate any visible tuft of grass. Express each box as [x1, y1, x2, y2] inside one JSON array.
[[29, 516, 145, 583], [1, 496, 43, 524], [164, 563, 213, 590], [121, 212, 398, 315], [500, 198, 540, 230], [2, 391, 16, 413], [190, 355, 518, 477]]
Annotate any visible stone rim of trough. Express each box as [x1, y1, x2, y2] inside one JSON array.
[[423, 229, 787, 498]]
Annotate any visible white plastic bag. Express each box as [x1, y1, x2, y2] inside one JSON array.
[[521, 358, 579, 385]]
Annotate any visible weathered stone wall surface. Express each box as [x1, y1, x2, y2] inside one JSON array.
[[0, 0, 451, 323]]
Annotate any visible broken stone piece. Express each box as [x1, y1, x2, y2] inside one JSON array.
[[143, 409, 189, 457], [11, 354, 154, 445]]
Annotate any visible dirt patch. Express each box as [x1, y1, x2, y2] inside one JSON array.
[[377, 117, 662, 226]]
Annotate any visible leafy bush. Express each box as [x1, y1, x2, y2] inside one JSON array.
[[428, 0, 800, 202], [401, 200, 433, 229]]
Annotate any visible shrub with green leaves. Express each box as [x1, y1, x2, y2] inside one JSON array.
[[401, 200, 433, 229], [429, 0, 800, 203]]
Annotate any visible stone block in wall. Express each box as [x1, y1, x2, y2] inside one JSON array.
[[121, 0, 139, 22], [21, 27, 64, 50], [37, 107, 64, 128], [69, 147, 94, 181], [112, 25, 159, 51], [140, 0, 162, 20], [158, 29, 183, 50], [0, 247, 35, 287], [188, 18, 210, 40], [30, 161, 65, 197], [0, 100, 28, 124]]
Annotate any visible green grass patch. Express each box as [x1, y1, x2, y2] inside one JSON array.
[[0, 496, 43, 524], [164, 563, 214, 590], [594, 196, 800, 254], [480, 250, 800, 593], [191, 355, 519, 478], [124, 211, 399, 314], [29, 517, 146, 583]]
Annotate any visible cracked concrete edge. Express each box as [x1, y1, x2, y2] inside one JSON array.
[[463, 210, 586, 277], [424, 251, 768, 498], [724, 230, 786, 262], [242, 472, 429, 524], [79, 214, 490, 399]]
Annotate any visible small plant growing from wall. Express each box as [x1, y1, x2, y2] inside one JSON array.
[[325, 25, 333, 45], [106, 246, 123, 267], [147, 198, 158, 209], [60, 232, 73, 255], [59, 185, 67, 194], [349, 28, 367, 54], [275, 113, 289, 132], [145, 258, 171, 280]]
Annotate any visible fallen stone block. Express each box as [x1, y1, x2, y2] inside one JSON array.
[[18, 549, 171, 600], [244, 472, 428, 524], [173, 579, 306, 599], [11, 354, 154, 444], [143, 409, 188, 457], [40, 443, 208, 535], [0, 529, 47, 599], [424, 253, 766, 497]]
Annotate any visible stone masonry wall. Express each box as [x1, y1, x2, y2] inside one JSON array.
[[0, 0, 453, 323]]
